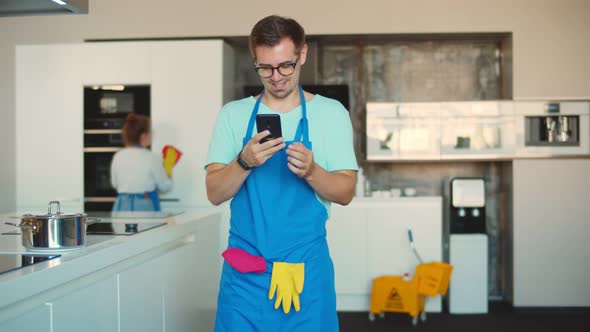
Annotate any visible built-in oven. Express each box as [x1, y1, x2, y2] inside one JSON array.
[[83, 84, 151, 211], [84, 85, 150, 129], [84, 150, 119, 211]]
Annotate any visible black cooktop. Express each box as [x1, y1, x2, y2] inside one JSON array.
[[0, 254, 61, 275], [86, 222, 167, 236]]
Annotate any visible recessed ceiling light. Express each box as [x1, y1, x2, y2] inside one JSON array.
[[51, 0, 68, 5]]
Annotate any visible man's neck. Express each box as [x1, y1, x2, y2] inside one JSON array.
[[262, 88, 301, 113]]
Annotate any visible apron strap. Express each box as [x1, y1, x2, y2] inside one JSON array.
[[293, 85, 310, 144], [243, 85, 309, 147], [244, 91, 264, 146], [145, 190, 161, 211]]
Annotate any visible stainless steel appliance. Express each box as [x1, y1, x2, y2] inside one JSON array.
[[5, 201, 99, 250], [517, 101, 590, 156], [525, 113, 579, 146], [0, 254, 60, 276], [83, 84, 151, 211]]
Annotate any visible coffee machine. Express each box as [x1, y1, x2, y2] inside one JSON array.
[[450, 178, 486, 234], [524, 102, 580, 146]]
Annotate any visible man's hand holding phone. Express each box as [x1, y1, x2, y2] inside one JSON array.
[[239, 130, 286, 168]]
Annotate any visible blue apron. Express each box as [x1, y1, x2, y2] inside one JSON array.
[[214, 86, 338, 332], [112, 190, 161, 211]]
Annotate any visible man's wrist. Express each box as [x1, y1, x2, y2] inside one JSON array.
[[237, 150, 253, 171], [304, 162, 317, 181]]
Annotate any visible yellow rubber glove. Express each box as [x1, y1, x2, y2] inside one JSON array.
[[268, 262, 305, 314], [163, 148, 178, 176]]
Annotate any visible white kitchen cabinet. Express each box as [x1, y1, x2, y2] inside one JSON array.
[[119, 254, 166, 332], [366, 102, 441, 161], [163, 242, 203, 332], [512, 159, 590, 307], [16, 45, 85, 212], [16, 40, 233, 212], [440, 101, 516, 160], [366, 202, 442, 279], [327, 206, 368, 294], [51, 276, 119, 332], [151, 41, 234, 209], [82, 43, 152, 85], [328, 197, 443, 312], [164, 218, 221, 331], [0, 303, 51, 332]]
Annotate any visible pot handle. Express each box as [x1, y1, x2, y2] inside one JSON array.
[[86, 218, 101, 225], [48, 201, 61, 215], [4, 221, 33, 232]]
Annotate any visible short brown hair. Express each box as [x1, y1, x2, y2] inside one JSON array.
[[122, 113, 150, 146], [249, 15, 306, 59]]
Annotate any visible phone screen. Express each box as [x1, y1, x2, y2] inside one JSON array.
[[256, 114, 282, 143]]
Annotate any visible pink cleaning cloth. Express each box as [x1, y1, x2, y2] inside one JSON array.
[[222, 248, 267, 274]]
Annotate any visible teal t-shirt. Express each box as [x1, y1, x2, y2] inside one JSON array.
[[205, 94, 358, 214]]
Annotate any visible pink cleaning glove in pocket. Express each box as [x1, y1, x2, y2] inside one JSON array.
[[222, 248, 266, 274]]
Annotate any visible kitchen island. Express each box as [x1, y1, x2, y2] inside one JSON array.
[[0, 209, 223, 332]]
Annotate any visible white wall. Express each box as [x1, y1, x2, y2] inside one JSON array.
[[1, 0, 589, 212]]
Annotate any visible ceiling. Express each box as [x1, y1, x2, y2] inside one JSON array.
[[0, 0, 88, 17]]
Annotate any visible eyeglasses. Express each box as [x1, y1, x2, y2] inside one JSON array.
[[254, 58, 299, 78]]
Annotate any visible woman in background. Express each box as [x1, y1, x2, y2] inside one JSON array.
[[110, 113, 172, 211]]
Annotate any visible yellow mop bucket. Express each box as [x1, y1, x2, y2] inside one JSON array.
[[415, 262, 453, 297], [369, 275, 424, 319], [368, 229, 453, 326]]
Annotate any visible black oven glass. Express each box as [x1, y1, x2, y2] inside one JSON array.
[[84, 133, 123, 148], [84, 85, 150, 129], [84, 152, 117, 197], [99, 92, 134, 114]]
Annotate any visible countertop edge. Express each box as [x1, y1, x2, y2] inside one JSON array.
[[0, 209, 222, 310]]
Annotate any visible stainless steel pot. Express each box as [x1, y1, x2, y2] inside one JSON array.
[[6, 201, 99, 250]]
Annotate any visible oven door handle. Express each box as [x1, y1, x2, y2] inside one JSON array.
[[84, 147, 122, 153]]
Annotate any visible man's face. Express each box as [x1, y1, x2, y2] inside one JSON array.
[[254, 38, 307, 100]]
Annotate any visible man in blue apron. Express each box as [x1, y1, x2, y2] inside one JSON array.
[[206, 15, 358, 331]]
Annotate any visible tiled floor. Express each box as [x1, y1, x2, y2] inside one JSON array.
[[338, 302, 590, 332]]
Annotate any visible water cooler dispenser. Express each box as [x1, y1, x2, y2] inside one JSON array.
[[448, 178, 488, 314]]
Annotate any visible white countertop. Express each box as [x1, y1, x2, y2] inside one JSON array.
[[0, 209, 222, 309], [349, 195, 442, 206]]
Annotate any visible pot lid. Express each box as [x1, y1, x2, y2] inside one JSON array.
[[23, 201, 85, 219]]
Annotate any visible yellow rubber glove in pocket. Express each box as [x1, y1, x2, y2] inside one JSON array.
[[268, 262, 305, 314]]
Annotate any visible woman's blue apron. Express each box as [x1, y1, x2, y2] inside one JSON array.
[[112, 190, 161, 211], [214, 86, 338, 331]]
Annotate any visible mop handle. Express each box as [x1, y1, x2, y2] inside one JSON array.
[[407, 228, 424, 264]]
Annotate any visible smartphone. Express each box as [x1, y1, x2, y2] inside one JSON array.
[[256, 114, 282, 144]]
